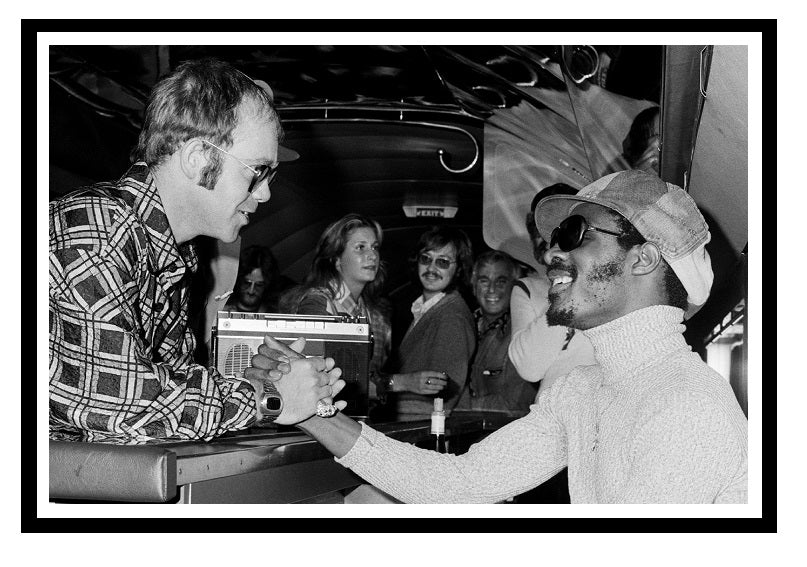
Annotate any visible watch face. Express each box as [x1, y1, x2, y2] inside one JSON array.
[[263, 396, 282, 412]]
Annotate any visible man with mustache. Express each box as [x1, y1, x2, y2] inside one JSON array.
[[225, 245, 288, 314], [508, 183, 596, 399], [259, 170, 748, 503], [382, 226, 476, 421]]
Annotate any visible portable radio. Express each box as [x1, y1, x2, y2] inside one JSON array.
[[212, 311, 372, 418]]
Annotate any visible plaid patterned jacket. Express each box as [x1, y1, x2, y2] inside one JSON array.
[[49, 164, 257, 444]]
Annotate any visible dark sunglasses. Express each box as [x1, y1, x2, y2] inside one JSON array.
[[418, 253, 456, 270], [549, 214, 623, 252], [245, 164, 278, 194], [203, 139, 278, 194]]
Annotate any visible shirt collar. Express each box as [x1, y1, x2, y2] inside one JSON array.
[[333, 279, 365, 317], [411, 291, 445, 317], [120, 163, 198, 279], [474, 308, 510, 337]]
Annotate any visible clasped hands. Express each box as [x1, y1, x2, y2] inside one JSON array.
[[244, 336, 347, 425]]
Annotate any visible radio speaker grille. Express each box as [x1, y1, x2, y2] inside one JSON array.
[[224, 343, 254, 378], [327, 346, 362, 383]]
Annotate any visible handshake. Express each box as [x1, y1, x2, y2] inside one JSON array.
[[243, 336, 347, 426]]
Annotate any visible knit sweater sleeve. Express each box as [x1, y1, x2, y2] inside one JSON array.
[[336, 396, 567, 503], [617, 387, 748, 504]]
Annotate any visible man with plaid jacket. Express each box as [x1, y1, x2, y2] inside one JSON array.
[[49, 58, 343, 444]]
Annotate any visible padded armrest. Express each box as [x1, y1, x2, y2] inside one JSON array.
[[50, 440, 177, 502]]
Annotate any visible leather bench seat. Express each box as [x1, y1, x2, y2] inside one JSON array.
[[49, 440, 177, 502]]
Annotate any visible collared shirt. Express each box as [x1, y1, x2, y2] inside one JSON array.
[[456, 308, 536, 414], [297, 279, 366, 318], [395, 290, 476, 418], [332, 279, 364, 318], [49, 163, 257, 444], [410, 291, 446, 327], [475, 308, 510, 340]]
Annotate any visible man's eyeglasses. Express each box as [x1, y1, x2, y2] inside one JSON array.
[[549, 214, 623, 252], [239, 278, 266, 291], [202, 140, 278, 194], [418, 253, 456, 270]]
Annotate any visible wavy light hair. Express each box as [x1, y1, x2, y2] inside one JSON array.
[[297, 214, 386, 308], [131, 58, 282, 189]]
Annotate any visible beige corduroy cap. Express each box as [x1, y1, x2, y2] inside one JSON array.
[[534, 170, 713, 318]]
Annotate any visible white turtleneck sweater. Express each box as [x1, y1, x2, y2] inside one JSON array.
[[336, 305, 748, 503]]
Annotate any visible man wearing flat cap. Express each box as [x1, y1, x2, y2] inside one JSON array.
[[260, 170, 748, 504]]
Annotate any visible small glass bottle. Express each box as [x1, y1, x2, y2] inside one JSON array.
[[430, 397, 447, 453]]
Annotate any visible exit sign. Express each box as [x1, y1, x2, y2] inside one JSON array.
[[402, 205, 458, 219]]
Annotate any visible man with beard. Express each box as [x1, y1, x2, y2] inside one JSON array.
[[382, 226, 476, 421], [256, 170, 748, 503], [508, 183, 596, 398], [225, 245, 286, 313]]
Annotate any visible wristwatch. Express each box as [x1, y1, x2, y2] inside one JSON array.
[[248, 378, 284, 426]]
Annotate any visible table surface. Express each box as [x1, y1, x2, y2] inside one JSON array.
[[153, 410, 517, 485], [49, 410, 521, 502]]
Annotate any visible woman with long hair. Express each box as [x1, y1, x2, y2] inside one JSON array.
[[283, 213, 392, 407]]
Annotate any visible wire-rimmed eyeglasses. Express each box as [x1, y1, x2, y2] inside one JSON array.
[[418, 253, 457, 270]]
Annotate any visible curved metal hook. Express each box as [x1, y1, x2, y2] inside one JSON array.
[[434, 123, 479, 174], [280, 115, 480, 175]]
